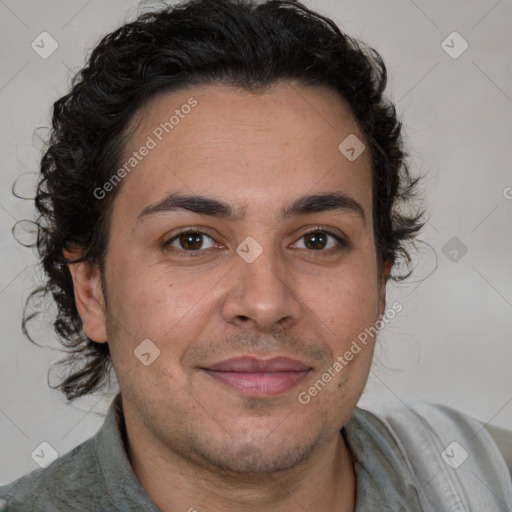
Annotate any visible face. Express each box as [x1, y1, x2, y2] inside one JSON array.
[[71, 82, 390, 475]]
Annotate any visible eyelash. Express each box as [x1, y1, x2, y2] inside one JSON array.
[[163, 226, 348, 257]]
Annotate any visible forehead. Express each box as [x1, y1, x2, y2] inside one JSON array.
[[112, 82, 372, 224]]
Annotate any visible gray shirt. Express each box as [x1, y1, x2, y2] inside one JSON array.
[[0, 393, 425, 511]]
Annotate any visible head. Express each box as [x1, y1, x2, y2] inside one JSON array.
[[23, 0, 423, 475]]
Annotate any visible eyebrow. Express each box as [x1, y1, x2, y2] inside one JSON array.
[[136, 191, 366, 224]]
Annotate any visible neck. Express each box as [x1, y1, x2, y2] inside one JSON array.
[[124, 414, 356, 512]]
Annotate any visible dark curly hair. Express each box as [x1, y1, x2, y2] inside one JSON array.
[[19, 0, 424, 402]]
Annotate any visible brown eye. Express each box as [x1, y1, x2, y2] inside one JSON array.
[[165, 231, 216, 252], [304, 232, 328, 250], [294, 229, 348, 252], [178, 232, 203, 250]]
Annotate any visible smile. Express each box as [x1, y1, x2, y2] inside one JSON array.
[[200, 356, 312, 397]]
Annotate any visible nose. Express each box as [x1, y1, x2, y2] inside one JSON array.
[[221, 248, 303, 332]]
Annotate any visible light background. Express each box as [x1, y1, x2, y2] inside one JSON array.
[[0, 0, 511, 484]]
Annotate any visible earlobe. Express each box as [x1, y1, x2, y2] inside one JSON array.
[[377, 258, 393, 318], [63, 248, 108, 343]]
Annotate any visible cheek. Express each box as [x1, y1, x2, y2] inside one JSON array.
[[298, 279, 378, 411], [106, 254, 224, 345], [303, 265, 380, 337]]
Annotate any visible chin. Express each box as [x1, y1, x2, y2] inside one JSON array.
[[186, 425, 322, 476], [206, 441, 314, 474]]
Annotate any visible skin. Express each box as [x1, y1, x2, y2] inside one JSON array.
[[64, 82, 392, 511]]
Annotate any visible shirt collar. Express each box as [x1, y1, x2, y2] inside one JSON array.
[[343, 406, 423, 511]]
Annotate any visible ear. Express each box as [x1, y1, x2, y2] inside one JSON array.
[[63, 248, 108, 343], [377, 258, 393, 319]]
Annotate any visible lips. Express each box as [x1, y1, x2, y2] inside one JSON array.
[[200, 356, 312, 397], [205, 356, 311, 372]]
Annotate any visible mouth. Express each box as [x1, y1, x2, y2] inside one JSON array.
[[199, 356, 312, 397]]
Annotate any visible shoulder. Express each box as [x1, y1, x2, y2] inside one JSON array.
[[356, 401, 512, 511], [380, 401, 512, 474], [0, 436, 100, 511], [477, 421, 512, 475]]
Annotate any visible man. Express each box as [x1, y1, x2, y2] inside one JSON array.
[[1, 0, 511, 510]]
